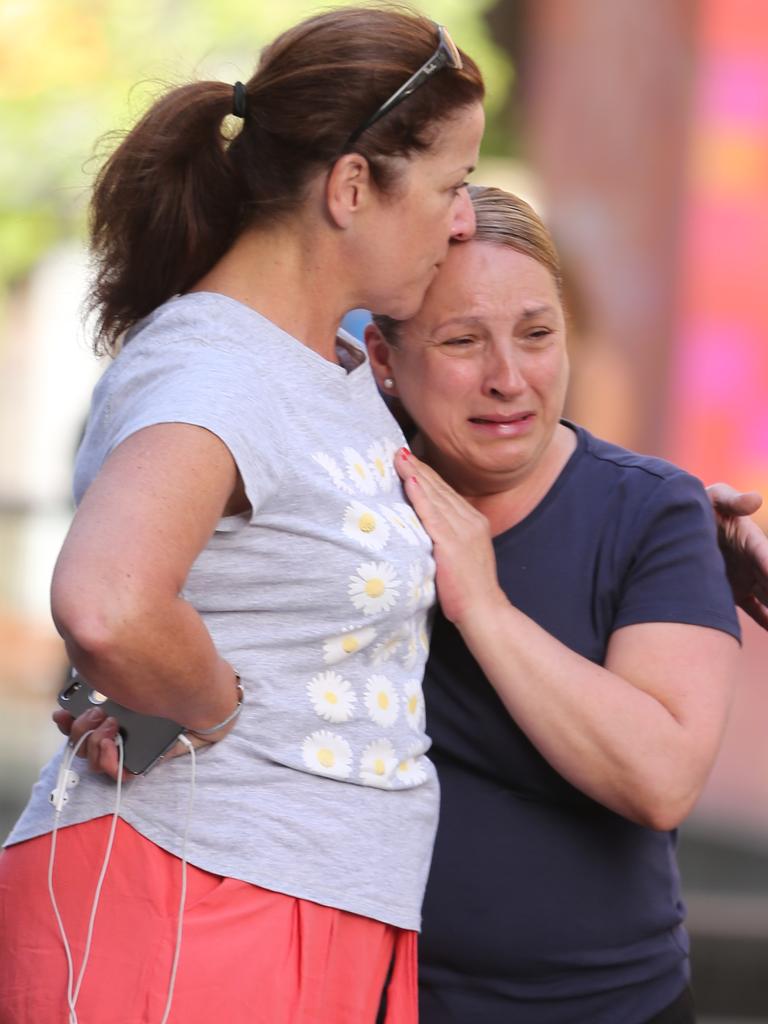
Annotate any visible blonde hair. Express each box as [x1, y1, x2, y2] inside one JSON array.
[[467, 185, 562, 295], [373, 184, 562, 344]]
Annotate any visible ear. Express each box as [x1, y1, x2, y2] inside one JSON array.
[[364, 322, 397, 395], [326, 154, 373, 229]]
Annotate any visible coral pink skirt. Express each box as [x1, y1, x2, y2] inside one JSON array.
[[0, 816, 417, 1023]]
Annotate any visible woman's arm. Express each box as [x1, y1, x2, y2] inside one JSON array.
[[707, 483, 768, 629], [52, 422, 242, 743], [396, 449, 738, 831]]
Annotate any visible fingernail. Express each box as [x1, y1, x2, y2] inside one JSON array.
[[399, 447, 411, 459]]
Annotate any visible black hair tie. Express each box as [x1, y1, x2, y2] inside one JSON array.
[[232, 81, 248, 119]]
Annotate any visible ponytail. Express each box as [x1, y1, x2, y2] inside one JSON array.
[[88, 81, 244, 354], [88, 5, 484, 355]]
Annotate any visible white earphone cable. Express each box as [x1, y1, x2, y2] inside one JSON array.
[[48, 730, 197, 1023], [48, 729, 123, 1023], [159, 734, 196, 1024]]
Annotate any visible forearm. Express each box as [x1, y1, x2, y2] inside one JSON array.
[[54, 589, 238, 732], [457, 591, 727, 829], [50, 423, 244, 732], [393, 447, 736, 828]]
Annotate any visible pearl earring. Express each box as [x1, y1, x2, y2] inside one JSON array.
[[383, 377, 395, 390]]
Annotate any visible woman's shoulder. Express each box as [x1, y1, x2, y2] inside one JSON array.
[[561, 423, 715, 545], [120, 292, 282, 361], [569, 422, 706, 505], [574, 423, 692, 484]]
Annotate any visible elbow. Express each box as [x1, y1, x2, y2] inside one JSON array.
[[51, 574, 148, 671], [52, 602, 128, 671], [626, 784, 699, 832], [633, 805, 689, 833]]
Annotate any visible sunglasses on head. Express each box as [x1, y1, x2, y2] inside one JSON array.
[[343, 24, 463, 151]]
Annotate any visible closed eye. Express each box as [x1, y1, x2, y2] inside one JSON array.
[[525, 328, 554, 343]]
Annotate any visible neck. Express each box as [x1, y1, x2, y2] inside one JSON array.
[[191, 216, 353, 362], [419, 423, 577, 536]]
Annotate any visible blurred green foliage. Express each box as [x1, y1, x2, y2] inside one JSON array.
[[0, 0, 512, 290]]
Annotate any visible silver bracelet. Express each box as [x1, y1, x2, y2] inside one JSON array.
[[187, 676, 244, 736]]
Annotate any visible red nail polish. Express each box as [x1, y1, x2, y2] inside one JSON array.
[[399, 447, 411, 459]]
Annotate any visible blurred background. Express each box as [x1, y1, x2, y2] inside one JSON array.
[[0, 1, 766, 1019]]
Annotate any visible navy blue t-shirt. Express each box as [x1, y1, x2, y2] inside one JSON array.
[[418, 423, 740, 1024]]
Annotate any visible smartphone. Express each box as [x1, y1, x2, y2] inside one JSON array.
[[57, 671, 184, 775]]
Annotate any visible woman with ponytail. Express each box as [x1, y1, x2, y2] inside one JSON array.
[[0, 8, 484, 1022]]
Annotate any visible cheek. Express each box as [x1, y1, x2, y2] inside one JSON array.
[[531, 353, 569, 400], [424, 361, 477, 402], [397, 362, 466, 424], [423, 374, 478, 435]]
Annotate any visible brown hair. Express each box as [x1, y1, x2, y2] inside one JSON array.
[[467, 185, 562, 293], [88, 5, 484, 354], [373, 184, 562, 344]]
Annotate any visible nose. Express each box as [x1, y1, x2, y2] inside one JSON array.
[[450, 186, 476, 241], [484, 345, 526, 399]]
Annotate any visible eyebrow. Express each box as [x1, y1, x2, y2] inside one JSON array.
[[429, 315, 485, 334], [519, 303, 557, 320], [430, 305, 557, 335]]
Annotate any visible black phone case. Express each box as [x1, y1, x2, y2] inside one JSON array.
[[58, 677, 184, 775]]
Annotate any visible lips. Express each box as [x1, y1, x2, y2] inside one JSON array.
[[469, 412, 534, 425], [467, 412, 536, 438]]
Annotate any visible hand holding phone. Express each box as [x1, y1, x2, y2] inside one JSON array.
[[57, 671, 185, 776]]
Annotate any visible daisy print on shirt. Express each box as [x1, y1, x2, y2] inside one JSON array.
[[322, 626, 377, 666], [307, 671, 357, 724], [348, 561, 400, 616], [360, 738, 399, 788], [302, 731, 353, 779], [364, 674, 400, 728], [342, 500, 391, 553], [300, 436, 436, 790]]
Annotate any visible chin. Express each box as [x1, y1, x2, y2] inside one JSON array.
[[375, 278, 431, 322], [383, 296, 422, 322]]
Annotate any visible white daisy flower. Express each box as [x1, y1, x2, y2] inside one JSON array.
[[311, 451, 353, 494], [348, 561, 400, 616], [342, 500, 391, 553], [381, 506, 419, 546], [395, 755, 428, 787], [369, 625, 407, 666], [301, 730, 352, 779], [421, 566, 436, 608], [360, 738, 399, 788], [406, 561, 423, 610], [366, 440, 395, 493], [393, 501, 431, 545], [322, 626, 377, 665], [343, 447, 378, 495], [401, 620, 420, 670], [416, 611, 431, 653], [403, 679, 426, 732], [306, 671, 357, 723], [364, 673, 400, 727]]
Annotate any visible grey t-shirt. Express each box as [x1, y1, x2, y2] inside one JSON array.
[[7, 293, 439, 930]]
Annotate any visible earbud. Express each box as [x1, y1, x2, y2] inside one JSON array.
[[49, 769, 80, 811]]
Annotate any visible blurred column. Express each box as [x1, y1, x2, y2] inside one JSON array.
[[491, 0, 697, 453], [0, 246, 99, 618], [667, 0, 768, 510]]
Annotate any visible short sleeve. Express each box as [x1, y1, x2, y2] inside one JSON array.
[[613, 471, 741, 641], [74, 335, 282, 523]]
